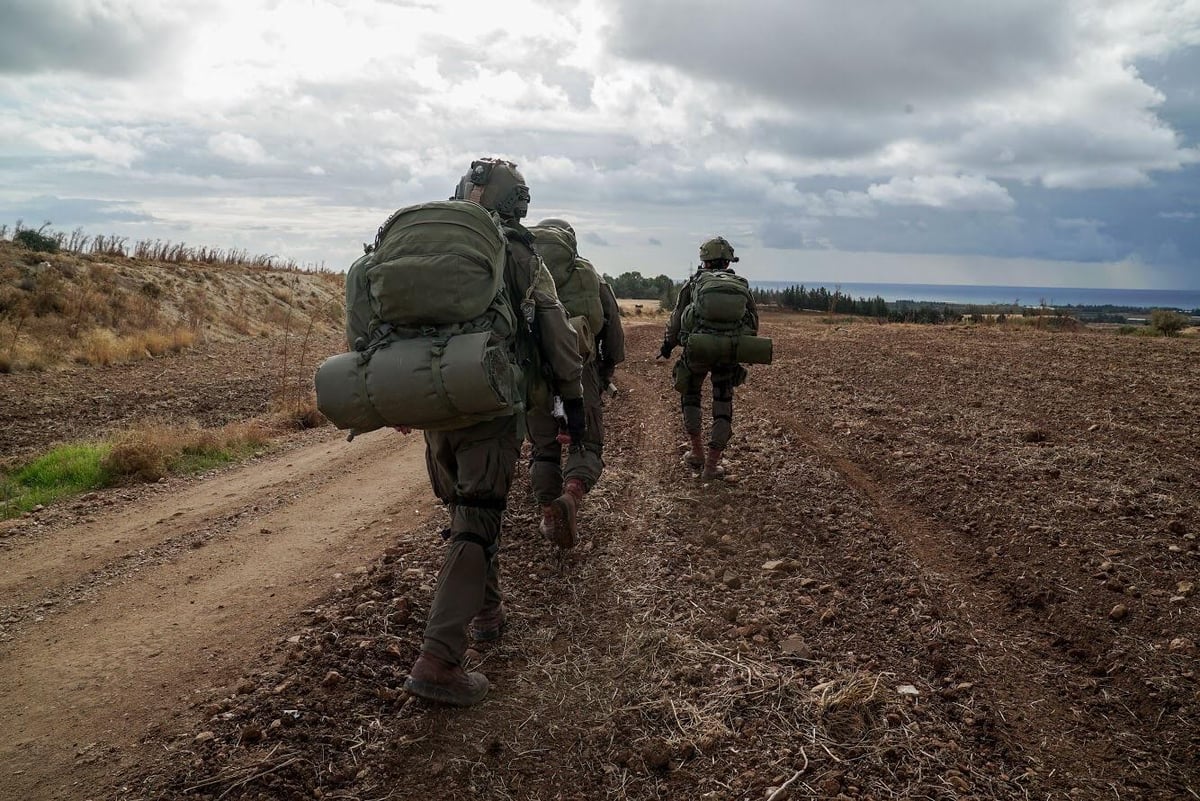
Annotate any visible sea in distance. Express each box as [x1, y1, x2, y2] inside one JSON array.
[[750, 281, 1200, 311]]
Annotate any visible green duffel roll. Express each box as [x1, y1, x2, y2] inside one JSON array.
[[684, 332, 773, 366], [316, 332, 521, 436]]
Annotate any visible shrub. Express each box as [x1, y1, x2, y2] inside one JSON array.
[[271, 392, 325, 430], [103, 420, 274, 482], [1149, 309, 1187, 337], [77, 328, 124, 365], [103, 426, 175, 481], [14, 228, 60, 254]]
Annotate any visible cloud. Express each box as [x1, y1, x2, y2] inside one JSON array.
[[583, 231, 610, 247], [0, 195, 155, 225], [611, 0, 1074, 111], [0, 0, 201, 76], [867, 175, 1016, 212], [207, 133, 272, 166], [0, 1, 1198, 285], [605, 0, 1200, 192]]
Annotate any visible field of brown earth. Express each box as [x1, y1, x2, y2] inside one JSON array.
[[0, 314, 1197, 800]]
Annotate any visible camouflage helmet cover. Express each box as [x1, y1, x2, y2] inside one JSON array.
[[536, 217, 575, 237], [699, 236, 738, 263], [453, 158, 531, 220]]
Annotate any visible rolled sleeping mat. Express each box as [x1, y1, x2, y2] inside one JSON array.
[[316, 331, 520, 436], [684, 332, 773, 366]]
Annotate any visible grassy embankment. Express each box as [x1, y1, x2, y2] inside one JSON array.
[[1, 226, 345, 517]]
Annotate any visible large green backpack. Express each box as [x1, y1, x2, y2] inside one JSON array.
[[681, 270, 772, 367], [688, 270, 752, 331], [530, 225, 604, 360], [317, 200, 526, 436]]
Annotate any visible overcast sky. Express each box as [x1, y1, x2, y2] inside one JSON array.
[[1, 0, 1198, 288]]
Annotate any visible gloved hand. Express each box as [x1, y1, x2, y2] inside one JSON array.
[[659, 340, 673, 360], [563, 396, 586, 447]]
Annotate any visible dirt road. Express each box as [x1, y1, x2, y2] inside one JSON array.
[[0, 429, 436, 800], [1, 318, 1197, 800]]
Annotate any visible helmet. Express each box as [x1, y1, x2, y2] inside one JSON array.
[[452, 158, 530, 220], [537, 217, 575, 237], [532, 220, 577, 253], [699, 236, 738, 263]]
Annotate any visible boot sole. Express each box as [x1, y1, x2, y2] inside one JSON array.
[[543, 497, 577, 549], [404, 673, 489, 706]]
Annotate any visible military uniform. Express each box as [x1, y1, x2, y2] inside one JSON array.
[[525, 222, 625, 547], [662, 237, 758, 479], [406, 160, 583, 706], [597, 279, 626, 390]]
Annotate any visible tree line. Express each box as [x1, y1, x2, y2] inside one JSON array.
[[752, 285, 889, 318]]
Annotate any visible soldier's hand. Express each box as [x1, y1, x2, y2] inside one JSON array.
[[393, 425, 413, 435], [563, 396, 586, 447], [658, 341, 673, 360]]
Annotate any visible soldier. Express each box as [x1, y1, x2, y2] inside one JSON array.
[[403, 159, 584, 706], [660, 236, 759, 480], [526, 218, 626, 547], [537, 218, 625, 396]]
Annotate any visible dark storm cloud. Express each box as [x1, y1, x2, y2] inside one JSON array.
[[1135, 46, 1200, 143], [0, 1, 190, 76], [761, 199, 1136, 264], [608, 0, 1072, 110]]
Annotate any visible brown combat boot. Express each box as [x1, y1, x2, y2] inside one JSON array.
[[542, 478, 585, 549], [403, 651, 489, 706], [470, 603, 506, 642], [701, 447, 726, 481], [684, 431, 705, 469]]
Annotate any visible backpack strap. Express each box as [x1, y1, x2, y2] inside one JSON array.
[[429, 335, 452, 411]]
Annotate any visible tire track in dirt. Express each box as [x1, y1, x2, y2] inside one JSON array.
[[0, 429, 437, 801], [1, 432, 411, 625]]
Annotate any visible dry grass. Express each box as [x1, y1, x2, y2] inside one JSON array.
[[102, 419, 273, 481], [616, 297, 668, 318], [0, 237, 343, 373], [75, 327, 196, 365]]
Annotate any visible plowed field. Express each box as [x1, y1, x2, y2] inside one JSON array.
[[1, 315, 1196, 800]]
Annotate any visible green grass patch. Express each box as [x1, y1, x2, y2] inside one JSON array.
[[172, 443, 260, 475], [1, 421, 276, 519], [1, 442, 113, 519]]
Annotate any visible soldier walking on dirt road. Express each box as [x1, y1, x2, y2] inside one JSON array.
[[403, 160, 584, 706], [525, 217, 626, 548], [659, 236, 759, 480]]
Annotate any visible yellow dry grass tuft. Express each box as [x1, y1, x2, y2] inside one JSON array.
[[102, 419, 274, 482], [76, 327, 197, 365]]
